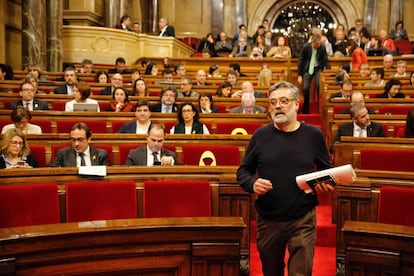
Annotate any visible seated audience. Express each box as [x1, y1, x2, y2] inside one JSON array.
[[95, 70, 109, 84], [178, 77, 200, 98], [215, 81, 232, 97], [376, 79, 404, 98], [150, 86, 179, 113], [10, 81, 48, 110], [80, 59, 94, 74], [174, 64, 186, 77], [132, 22, 141, 33], [383, 54, 395, 71], [398, 109, 414, 138], [1, 107, 42, 135], [227, 70, 240, 86], [0, 63, 14, 80], [132, 78, 150, 96], [100, 73, 124, 95], [390, 20, 409, 41], [194, 70, 210, 86], [338, 91, 376, 115], [155, 69, 175, 84], [26, 64, 46, 82], [170, 102, 210, 134], [125, 124, 176, 166], [379, 30, 396, 54], [364, 68, 385, 87], [394, 60, 408, 78], [24, 74, 45, 94], [197, 33, 217, 57], [410, 71, 414, 87], [118, 101, 152, 134], [115, 15, 131, 31], [330, 104, 385, 153], [232, 81, 266, 98], [214, 31, 233, 56], [0, 128, 37, 169], [208, 64, 221, 78], [49, 122, 109, 167], [253, 35, 269, 57], [108, 57, 131, 74], [197, 92, 220, 114], [334, 69, 349, 86], [54, 67, 77, 95], [162, 57, 174, 69], [229, 37, 251, 57], [144, 63, 158, 76], [359, 63, 370, 78], [264, 31, 274, 47], [158, 18, 175, 37], [229, 92, 266, 114], [250, 46, 264, 60], [347, 40, 368, 70], [229, 63, 247, 77], [129, 68, 141, 85], [65, 83, 99, 112], [106, 87, 134, 112], [330, 79, 353, 100], [258, 67, 272, 87], [267, 36, 292, 58]]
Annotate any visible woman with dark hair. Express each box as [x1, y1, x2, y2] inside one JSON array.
[[0, 63, 14, 80], [198, 33, 217, 57], [95, 70, 109, 84], [0, 128, 37, 169], [197, 92, 220, 113], [390, 21, 409, 41], [409, 71, 414, 86], [132, 78, 150, 96], [346, 40, 368, 70], [396, 109, 414, 138], [144, 63, 158, 76], [1, 107, 42, 135], [376, 79, 405, 98], [106, 87, 134, 112], [65, 83, 100, 112], [208, 64, 221, 78], [170, 102, 210, 134], [215, 81, 232, 97]]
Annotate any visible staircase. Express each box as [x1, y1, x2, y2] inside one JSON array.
[[249, 191, 336, 275]]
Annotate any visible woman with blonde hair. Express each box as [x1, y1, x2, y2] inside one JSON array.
[[258, 68, 273, 87], [0, 128, 37, 168]]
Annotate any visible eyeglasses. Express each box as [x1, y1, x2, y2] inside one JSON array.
[[10, 141, 24, 146], [269, 97, 296, 106], [70, 137, 86, 143], [22, 88, 34, 92]]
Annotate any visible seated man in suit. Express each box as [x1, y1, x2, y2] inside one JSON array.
[[117, 100, 152, 134], [150, 86, 179, 113], [330, 103, 385, 153], [232, 81, 266, 98], [330, 79, 353, 100], [49, 122, 109, 167], [125, 124, 176, 166], [100, 73, 124, 96], [54, 67, 77, 95], [158, 18, 175, 37], [108, 57, 131, 74], [10, 81, 48, 110], [229, 92, 266, 114], [338, 91, 376, 115]]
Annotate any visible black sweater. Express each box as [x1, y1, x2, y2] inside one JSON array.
[[237, 123, 332, 221]]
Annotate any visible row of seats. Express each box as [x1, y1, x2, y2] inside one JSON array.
[[0, 180, 211, 228]]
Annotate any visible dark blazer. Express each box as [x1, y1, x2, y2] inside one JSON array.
[[0, 154, 38, 169], [49, 147, 109, 167], [115, 24, 131, 31], [100, 87, 112, 96], [10, 100, 49, 110], [197, 106, 221, 114], [125, 146, 176, 166], [329, 92, 347, 99], [160, 26, 175, 37], [229, 106, 266, 114], [54, 85, 72, 94], [376, 92, 405, 98], [338, 107, 376, 115], [298, 42, 330, 76], [150, 103, 178, 113], [117, 121, 153, 134], [107, 68, 132, 74], [330, 121, 385, 153]]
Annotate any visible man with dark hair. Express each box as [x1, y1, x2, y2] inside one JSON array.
[[178, 77, 199, 97], [330, 79, 353, 99], [155, 69, 175, 84], [150, 86, 178, 113], [108, 57, 131, 74], [297, 34, 330, 114], [229, 63, 247, 77], [125, 124, 176, 166], [118, 101, 152, 134], [54, 67, 77, 95], [115, 15, 131, 31], [10, 81, 48, 111], [364, 68, 385, 87], [80, 59, 94, 74], [50, 122, 109, 167]]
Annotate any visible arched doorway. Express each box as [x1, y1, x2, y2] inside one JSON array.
[[249, 0, 360, 56]]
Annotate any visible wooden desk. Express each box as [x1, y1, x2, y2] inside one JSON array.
[[0, 217, 245, 275]]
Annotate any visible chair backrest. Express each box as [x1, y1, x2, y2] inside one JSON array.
[[111, 121, 130, 133], [378, 186, 414, 227], [31, 120, 53, 133], [30, 145, 47, 167], [52, 101, 66, 111], [394, 125, 406, 138], [182, 144, 240, 166], [119, 144, 142, 165], [143, 180, 211, 218], [66, 181, 137, 222], [377, 106, 413, 115], [0, 183, 60, 228], [215, 122, 263, 135], [360, 149, 414, 172], [56, 120, 108, 134], [394, 39, 413, 55], [92, 144, 114, 165]]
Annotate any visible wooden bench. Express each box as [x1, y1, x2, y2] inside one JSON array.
[[0, 216, 245, 276]]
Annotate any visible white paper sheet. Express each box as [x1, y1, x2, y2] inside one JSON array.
[[78, 165, 107, 176]]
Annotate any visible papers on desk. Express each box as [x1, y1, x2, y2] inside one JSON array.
[[296, 164, 356, 194], [78, 166, 107, 176]]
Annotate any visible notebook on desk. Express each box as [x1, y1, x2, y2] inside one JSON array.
[[73, 103, 99, 112]]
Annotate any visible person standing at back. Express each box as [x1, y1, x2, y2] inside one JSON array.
[[237, 81, 333, 275], [159, 18, 175, 37], [297, 34, 330, 114]]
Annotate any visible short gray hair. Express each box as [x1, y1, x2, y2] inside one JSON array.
[[268, 81, 299, 100]]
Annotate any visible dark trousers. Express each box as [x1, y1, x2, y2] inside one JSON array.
[[256, 208, 316, 276], [301, 69, 321, 114]]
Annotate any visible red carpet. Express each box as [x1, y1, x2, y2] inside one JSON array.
[[249, 192, 336, 276]]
